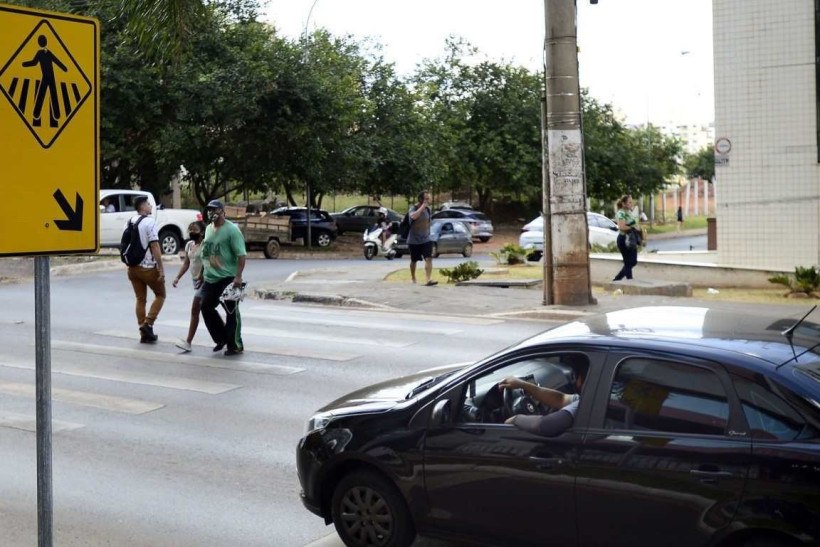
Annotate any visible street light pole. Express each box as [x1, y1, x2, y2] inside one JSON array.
[[303, 0, 320, 249], [543, 0, 593, 305]]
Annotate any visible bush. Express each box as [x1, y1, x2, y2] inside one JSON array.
[[590, 242, 618, 253], [768, 266, 820, 295], [491, 243, 528, 265], [439, 261, 484, 283]]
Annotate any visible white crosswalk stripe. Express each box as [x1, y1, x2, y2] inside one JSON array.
[[110, 326, 359, 362], [153, 322, 412, 348], [239, 311, 464, 335], [246, 302, 504, 326], [0, 360, 239, 395], [59, 339, 306, 375], [0, 381, 163, 415], [0, 411, 83, 433]]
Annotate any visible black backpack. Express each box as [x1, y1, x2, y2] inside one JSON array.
[[398, 213, 411, 239], [120, 216, 148, 266]]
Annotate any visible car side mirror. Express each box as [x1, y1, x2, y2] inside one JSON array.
[[431, 399, 451, 425]]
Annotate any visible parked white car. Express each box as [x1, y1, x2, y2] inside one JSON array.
[[99, 190, 202, 255], [519, 212, 619, 259]]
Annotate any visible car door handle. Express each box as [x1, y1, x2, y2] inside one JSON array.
[[529, 456, 563, 470], [690, 469, 733, 479]]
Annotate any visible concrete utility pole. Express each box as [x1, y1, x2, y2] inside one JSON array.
[[543, 0, 593, 305]]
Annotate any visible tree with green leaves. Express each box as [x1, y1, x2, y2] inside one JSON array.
[[683, 145, 715, 181]]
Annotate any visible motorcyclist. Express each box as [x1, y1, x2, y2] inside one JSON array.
[[376, 207, 391, 250]]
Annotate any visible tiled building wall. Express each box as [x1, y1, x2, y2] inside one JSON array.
[[713, 0, 820, 270]]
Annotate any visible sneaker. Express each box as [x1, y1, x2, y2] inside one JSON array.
[[175, 339, 192, 352], [212, 342, 226, 352], [224, 347, 243, 356]]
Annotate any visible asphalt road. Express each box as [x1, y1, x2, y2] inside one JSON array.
[[0, 262, 551, 546]]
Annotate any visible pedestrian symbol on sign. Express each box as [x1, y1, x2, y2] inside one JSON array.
[[0, 19, 92, 148], [22, 34, 68, 129]]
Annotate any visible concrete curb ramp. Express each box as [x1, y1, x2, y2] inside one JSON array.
[[255, 288, 395, 310], [603, 279, 692, 297]]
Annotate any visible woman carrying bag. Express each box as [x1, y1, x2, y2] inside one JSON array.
[[613, 195, 640, 281]]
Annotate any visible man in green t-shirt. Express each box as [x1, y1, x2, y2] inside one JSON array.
[[200, 200, 247, 356]]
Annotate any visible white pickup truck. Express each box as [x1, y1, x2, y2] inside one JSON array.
[[99, 190, 202, 255]]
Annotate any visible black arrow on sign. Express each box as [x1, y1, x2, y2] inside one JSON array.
[[53, 190, 84, 231]]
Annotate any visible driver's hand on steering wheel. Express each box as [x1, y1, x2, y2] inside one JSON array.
[[498, 376, 526, 391]]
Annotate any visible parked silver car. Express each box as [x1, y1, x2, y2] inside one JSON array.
[[431, 209, 494, 242], [394, 219, 474, 258]]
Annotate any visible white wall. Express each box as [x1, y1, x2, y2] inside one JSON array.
[[713, 0, 820, 270]]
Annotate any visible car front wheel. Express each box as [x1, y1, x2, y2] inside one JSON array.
[[331, 470, 416, 547], [314, 231, 333, 248], [462, 243, 473, 257], [478, 236, 491, 243], [158, 229, 181, 255]]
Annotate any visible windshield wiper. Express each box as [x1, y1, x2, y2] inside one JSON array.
[[405, 371, 456, 400]]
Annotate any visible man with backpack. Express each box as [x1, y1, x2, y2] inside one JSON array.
[[123, 195, 165, 343]]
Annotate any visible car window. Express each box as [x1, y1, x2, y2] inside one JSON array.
[[122, 194, 139, 211], [469, 213, 490, 221], [458, 353, 589, 425], [441, 223, 454, 232], [354, 207, 372, 217], [605, 358, 730, 436], [732, 375, 807, 441], [587, 215, 602, 228], [453, 223, 469, 234]]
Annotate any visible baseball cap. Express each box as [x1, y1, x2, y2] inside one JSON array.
[[206, 199, 224, 209]]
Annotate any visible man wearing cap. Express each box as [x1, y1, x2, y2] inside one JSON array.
[[126, 195, 165, 343], [200, 200, 247, 356]]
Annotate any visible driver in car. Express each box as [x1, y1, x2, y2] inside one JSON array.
[[499, 365, 587, 437]]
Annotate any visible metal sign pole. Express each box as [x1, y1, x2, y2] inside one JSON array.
[[34, 256, 53, 547]]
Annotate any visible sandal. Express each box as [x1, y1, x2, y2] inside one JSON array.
[[425, 280, 438, 286]]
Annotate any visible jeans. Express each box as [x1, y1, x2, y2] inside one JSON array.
[[200, 277, 243, 351], [127, 266, 166, 327], [614, 233, 638, 280]]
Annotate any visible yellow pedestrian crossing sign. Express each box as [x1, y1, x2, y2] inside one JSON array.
[[0, 4, 99, 256], [1, 18, 92, 149]]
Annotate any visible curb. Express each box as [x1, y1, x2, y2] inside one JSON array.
[[254, 288, 395, 310], [489, 308, 596, 322]]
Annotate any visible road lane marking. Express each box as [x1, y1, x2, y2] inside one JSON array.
[[246, 303, 505, 326], [0, 381, 163, 415], [97, 329, 358, 363], [238, 312, 463, 335], [63, 338, 308, 374], [0, 360, 239, 395], [150, 322, 412, 348], [0, 411, 83, 433]]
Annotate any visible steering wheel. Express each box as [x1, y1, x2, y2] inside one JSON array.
[[502, 385, 514, 419]]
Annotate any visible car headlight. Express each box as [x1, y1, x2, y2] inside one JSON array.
[[305, 412, 334, 434]]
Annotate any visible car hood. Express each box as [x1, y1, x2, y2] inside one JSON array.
[[317, 363, 468, 415]]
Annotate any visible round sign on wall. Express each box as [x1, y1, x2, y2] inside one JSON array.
[[715, 137, 732, 155]]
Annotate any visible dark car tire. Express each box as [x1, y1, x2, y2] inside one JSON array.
[[364, 245, 376, 260], [431, 243, 439, 258], [394, 252, 403, 259], [263, 239, 280, 259], [478, 236, 491, 243], [158, 229, 181, 255], [462, 243, 473, 258], [314, 231, 333, 248], [331, 470, 416, 547]]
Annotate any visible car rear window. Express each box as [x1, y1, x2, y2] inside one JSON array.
[[468, 213, 490, 221]]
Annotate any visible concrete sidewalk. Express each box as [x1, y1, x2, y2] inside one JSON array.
[[254, 258, 804, 322]]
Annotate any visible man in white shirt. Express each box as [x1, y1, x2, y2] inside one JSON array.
[[126, 195, 166, 343]]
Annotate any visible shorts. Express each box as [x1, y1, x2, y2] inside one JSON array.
[[192, 278, 204, 300], [409, 241, 433, 262]]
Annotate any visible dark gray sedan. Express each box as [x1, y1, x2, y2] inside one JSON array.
[[395, 219, 473, 258], [331, 205, 402, 235]]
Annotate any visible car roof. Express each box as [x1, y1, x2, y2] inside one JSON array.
[[515, 306, 820, 367]]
